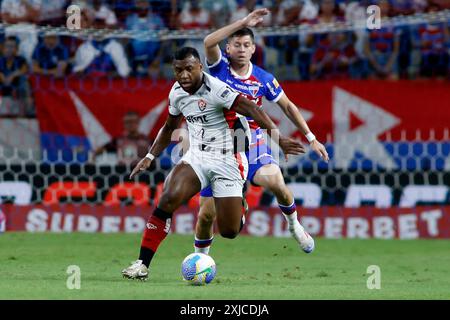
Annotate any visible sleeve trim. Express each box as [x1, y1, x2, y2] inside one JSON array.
[[268, 91, 285, 103], [207, 50, 223, 69]]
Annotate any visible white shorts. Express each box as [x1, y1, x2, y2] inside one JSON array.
[[180, 148, 248, 198]]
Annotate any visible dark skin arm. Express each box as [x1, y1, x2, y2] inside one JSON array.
[[231, 95, 306, 157], [129, 113, 183, 179]]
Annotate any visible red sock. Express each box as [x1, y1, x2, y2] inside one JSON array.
[[141, 214, 171, 252]]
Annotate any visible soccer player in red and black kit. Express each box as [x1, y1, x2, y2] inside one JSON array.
[[121, 47, 305, 280]]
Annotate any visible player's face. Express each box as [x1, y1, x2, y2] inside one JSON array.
[[172, 56, 203, 93], [226, 35, 255, 66]]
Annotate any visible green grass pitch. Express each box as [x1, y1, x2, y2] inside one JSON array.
[[0, 232, 449, 299]]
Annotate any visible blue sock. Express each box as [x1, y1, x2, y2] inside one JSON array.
[[279, 200, 296, 215]]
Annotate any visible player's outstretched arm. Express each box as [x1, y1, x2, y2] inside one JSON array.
[[276, 94, 330, 162], [231, 96, 305, 157], [203, 8, 269, 64], [129, 114, 182, 179]]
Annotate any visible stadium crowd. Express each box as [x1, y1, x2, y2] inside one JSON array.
[[0, 0, 449, 117]]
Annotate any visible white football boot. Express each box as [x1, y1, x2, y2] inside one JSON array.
[[286, 216, 315, 253], [121, 260, 149, 280]]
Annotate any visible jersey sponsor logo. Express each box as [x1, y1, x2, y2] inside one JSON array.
[[198, 99, 207, 111], [266, 82, 276, 96], [186, 114, 208, 124], [146, 222, 157, 230], [272, 78, 280, 89], [227, 81, 251, 91]]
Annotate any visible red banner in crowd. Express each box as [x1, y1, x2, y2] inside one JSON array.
[[33, 77, 450, 144], [2, 204, 449, 239]]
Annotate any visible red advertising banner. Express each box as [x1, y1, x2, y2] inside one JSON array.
[[2, 205, 449, 239]]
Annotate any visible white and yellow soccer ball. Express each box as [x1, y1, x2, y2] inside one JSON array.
[[181, 253, 216, 285]]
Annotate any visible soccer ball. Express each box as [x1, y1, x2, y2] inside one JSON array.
[[181, 253, 216, 285]]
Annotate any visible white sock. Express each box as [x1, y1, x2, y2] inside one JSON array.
[[194, 246, 211, 255], [283, 211, 299, 225], [194, 237, 213, 255]]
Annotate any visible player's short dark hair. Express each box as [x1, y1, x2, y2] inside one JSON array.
[[228, 27, 255, 43], [173, 47, 201, 62]]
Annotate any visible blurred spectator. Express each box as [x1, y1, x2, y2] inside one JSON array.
[[344, 0, 370, 57], [298, 0, 320, 21], [113, 0, 136, 26], [72, 8, 130, 78], [1, 0, 41, 64], [178, 0, 211, 29], [268, 0, 304, 26], [92, 111, 150, 166], [363, 0, 401, 79], [92, 0, 118, 29], [177, 0, 212, 63], [413, 3, 449, 78], [308, 0, 352, 79], [309, 0, 342, 24], [430, 0, 450, 10], [390, 0, 415, 16], [148, 0, 174, 27], [310, 31, 358, 79], [202, 0, 237, 28], [39, 0, 68, 26], [32, 32, 69, 77], [125, 0, 166, 77], [0, 36, 33, 117], [230, 0, 270, 25], [411, 0, 429, 13]]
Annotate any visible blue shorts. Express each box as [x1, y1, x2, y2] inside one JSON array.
[[199, 142, 277, 197]]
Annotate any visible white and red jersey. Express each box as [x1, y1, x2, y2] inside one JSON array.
[[168, 72, 246, 154], [207, 50, 284, 145]]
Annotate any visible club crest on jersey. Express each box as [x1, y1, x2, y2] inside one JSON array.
[[249, 86, 259, 97], [198, 99, 207, 111], [243, 80, 262, 97]]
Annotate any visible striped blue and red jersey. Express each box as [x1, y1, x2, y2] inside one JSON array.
[[207, 50, 284, 146]]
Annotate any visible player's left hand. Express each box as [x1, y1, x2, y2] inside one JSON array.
[[242, 8, 270, 27], [279, 135, 306, 160], [310, 140, 329, 163], [129, 157, 152, 179]]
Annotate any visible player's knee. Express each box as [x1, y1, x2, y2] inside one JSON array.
[[219, 228, 239, 239], [267, 177, 287, 195], [198, 210, 215, 226]]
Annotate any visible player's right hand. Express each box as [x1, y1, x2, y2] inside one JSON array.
[[243, 8, 270, 27], [279, 136, 306, 160], [129, 157, 152, 179]]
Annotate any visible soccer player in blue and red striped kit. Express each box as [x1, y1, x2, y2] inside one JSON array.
[[194, 8, 330, 255]]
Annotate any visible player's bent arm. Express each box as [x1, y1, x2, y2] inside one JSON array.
[[276, 94, 313, 136], [231, 96, 277, 131], [129, 114, 182, 179], [204, 8, 269, 65], [204, 20, 245, 64], [148, 113, 183, 158], [231, 96, 305, 156], [277, 94, 329, 162]]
